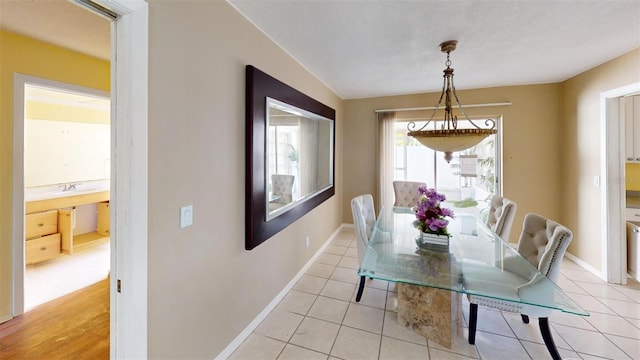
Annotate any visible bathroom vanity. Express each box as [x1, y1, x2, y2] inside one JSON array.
[[25, 190, 110, 265], [627, 192, 640, 281]]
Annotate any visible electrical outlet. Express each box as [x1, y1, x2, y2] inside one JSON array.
[[305, 236, 310, 248]]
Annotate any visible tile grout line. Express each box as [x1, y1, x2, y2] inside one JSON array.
[[326, 238, 356, 359], [500, 310, 535, 360], [233, 229, 640, 359], [280, 236, 359, 359], [376, 276, 389, 360], [551, 275, 633, 360]]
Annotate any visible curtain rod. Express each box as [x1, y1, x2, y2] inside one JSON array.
[[375, 101, 512, 113]]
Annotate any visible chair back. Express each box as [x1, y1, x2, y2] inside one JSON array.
[[517, 213, 573, 282], [271, 174, 295, 203], [392, 181, 426, 207], [351, 194, 376, 263], [487, 195, 517, 242]]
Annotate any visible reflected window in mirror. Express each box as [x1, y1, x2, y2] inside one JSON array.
[[266, 98, 334, 220]]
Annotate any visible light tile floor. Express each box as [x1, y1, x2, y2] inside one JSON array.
[[230, 228, 640, 360], [24, 241, 110, 310]]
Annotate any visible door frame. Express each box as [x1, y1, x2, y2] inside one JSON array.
[[101, 0, 149, 357], [601, 82, 640, 284], [7, 0, 149, 358], [12, 75, 110, 315]]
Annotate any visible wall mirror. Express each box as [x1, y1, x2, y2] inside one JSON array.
[[25, 84, 111, 187], [246, 65, 335, 250]]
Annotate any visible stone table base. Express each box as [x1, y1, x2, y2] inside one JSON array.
[[397, 282, 462, 348]]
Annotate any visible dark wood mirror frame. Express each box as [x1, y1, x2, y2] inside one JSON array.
[[245, 65, 336, 250]]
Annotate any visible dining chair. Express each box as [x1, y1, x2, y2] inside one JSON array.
[[392, 181, 426, 208], [271, 174, 295, 204], [351, 194, 376, 302], [486, 195, 517, 242], [467, 213, 573, 346]]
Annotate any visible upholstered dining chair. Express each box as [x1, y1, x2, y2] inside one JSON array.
[[466, 213, 573, 348], [392, 181, 427, 208], [351, 194, 376, 302], [486, 195, 517, 242], [271, 174, 295, 204]]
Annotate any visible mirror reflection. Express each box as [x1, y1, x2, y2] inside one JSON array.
[[266, 97, 334, 220]]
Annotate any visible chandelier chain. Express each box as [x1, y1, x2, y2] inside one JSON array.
[[405, 40, 498, 162]]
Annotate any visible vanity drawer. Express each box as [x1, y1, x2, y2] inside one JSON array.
[[25, 210, 58, 239], [25, 233, 61, 264], [627, 208, 640, 222]]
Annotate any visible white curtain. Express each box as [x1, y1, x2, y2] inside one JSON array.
[[377, 111, 396, 211]]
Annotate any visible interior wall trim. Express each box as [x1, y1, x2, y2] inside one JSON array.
[[564, 252, 605, 280], [216, 224, 348, 359], [71, 0, 118, 20]]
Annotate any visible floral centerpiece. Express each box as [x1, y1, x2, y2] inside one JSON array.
[[414, 186, 455, 239]]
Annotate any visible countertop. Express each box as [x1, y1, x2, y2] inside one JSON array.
[[26, 191, 110, 213]]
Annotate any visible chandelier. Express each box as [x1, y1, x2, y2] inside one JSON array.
[[408, 40, 496, 163]]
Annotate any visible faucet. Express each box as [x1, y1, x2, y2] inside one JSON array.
[[61, 183, 78, 192]]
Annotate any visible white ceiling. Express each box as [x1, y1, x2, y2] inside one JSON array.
[[2, 1, 639, 99], [229, 0, 640, 99]]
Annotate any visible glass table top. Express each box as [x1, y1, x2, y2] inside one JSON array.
[[358, 207, 589, 316]]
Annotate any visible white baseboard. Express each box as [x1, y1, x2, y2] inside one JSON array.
[[0, 314, 13, 324], [215, 224, 350, 359], [564, 252, 606, 281]]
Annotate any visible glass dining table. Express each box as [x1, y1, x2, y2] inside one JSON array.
[[358, 206, 588, 360]]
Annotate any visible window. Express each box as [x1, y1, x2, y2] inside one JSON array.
[[386, 117, 501, 217], [267, 124, 300, 200]]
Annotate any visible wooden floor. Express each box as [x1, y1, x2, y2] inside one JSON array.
[[0, 279, 109, 359]]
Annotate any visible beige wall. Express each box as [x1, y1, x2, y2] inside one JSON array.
[[343, 84, 564, 244], [0, 30, 109, 322], [146, 1, 343, 357], [561, 48, 640, 270]]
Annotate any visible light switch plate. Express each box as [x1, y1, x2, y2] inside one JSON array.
[[180, 205, 193, 228]]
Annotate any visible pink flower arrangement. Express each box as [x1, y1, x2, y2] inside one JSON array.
[[415, 185, 455, 236]]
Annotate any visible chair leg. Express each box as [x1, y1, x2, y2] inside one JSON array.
[[521, 314, 530, 324], [539, 317, 561, 360], [355, 275, 366, 302], [468, 303, 478, 344]]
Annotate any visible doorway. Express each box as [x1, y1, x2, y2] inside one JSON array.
[[4, 0, 147, 357], [7, 0, 113, 315], [22, 82, 111, 310], [601, 82, 640, 284]]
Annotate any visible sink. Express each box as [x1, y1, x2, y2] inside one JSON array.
[[26, 189, 105, 202], [51, 188, 100, 196], [61, 187, 99, 194], [25, 182, 109, 202]]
